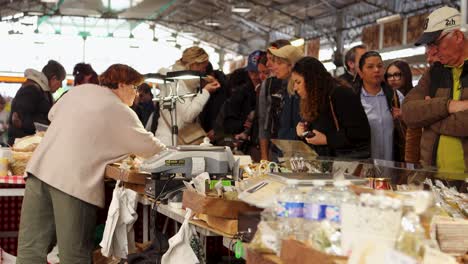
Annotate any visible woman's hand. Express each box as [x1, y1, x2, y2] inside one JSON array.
[[243, 119, 253, 129], [305, 130, 327, 145], [392, 107, 402, 120], [234, 132, 248, 141], [296, 122, 307, 137], [207, 129, 215, 141], [203, 80, 220, 93]]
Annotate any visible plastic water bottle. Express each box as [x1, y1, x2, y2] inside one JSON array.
[[303, 180, 328, 223], [326, 180, 357, 225], [276, 179, 304, 238]]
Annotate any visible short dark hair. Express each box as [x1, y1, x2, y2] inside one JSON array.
[[358, 50, 382, 71], [352, 50, 383, 93], [137, 83, 152, 94], [344, 44, 367, 70], [99, 64, 143, 89], [42, 60, 66, 81], [73, 63, 98, 85]]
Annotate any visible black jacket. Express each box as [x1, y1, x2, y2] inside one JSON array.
[[338, 71, 355, 87], [220, 79, 256, 135], [8, 81, 53, 145], [305, 85, 371, 158], [200, 70, 228, 132]]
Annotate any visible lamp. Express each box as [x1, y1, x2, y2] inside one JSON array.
[[145, 70, 205, 146], [144, 73, 167, 84], [166, 70, 205, 93], [166, 70, 204, 80]]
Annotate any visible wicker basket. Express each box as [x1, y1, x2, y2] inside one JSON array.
[[10, 151, 33, 176]]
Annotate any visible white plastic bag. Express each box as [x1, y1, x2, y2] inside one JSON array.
[[100, 181, 138, 259], [161, 209, 199, 264]]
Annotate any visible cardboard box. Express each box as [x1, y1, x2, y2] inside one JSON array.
[[246, 248, 282, 264], [197, 213, 238, 236], [280, 239, 347, 264], [182, 189, 261, 219]]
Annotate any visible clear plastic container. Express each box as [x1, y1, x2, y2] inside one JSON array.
[[326, 180, 358, 224], [303, 180, 329, 222], [276, 179, 304, 238]]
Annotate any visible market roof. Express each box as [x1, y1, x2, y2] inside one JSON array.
[[0, 0, 461, 55]]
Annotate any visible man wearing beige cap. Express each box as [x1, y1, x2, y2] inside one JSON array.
[[402, 6, 468, 178], [268, 45, 303, 143]]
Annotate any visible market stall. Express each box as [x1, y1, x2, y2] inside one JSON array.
[[2, 133, 467, 264]]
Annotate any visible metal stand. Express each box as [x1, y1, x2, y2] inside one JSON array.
[[156, 80, 198, 147]]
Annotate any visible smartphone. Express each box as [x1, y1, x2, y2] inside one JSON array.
[[302, 131, 316, 138]]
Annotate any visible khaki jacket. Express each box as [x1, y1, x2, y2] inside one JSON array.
[[402, 62, 468, 169]]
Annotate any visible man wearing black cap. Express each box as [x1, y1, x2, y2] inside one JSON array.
[[402, 6, 468, 178]]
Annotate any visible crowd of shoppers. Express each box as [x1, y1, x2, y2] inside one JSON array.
[[6, 5, 467, 263]]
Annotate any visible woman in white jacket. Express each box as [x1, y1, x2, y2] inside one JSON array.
[[155, 46, 220, 146]]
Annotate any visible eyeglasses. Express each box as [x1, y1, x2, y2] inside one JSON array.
[[427, 32, 451, 48], [385, 72, 402, 81]]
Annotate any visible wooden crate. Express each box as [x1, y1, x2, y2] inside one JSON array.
[[104, 164, 150, 185]]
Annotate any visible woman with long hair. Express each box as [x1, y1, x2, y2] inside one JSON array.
[[385, 60, 413, 96], [385, 60, 415, 162], [293, 57, 370, 157]]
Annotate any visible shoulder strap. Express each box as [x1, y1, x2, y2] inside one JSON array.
[[329, 85, 340, 131]]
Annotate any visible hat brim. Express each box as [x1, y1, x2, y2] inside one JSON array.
[[415, 30, 443, 46], [268, 47, 285, 59]]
